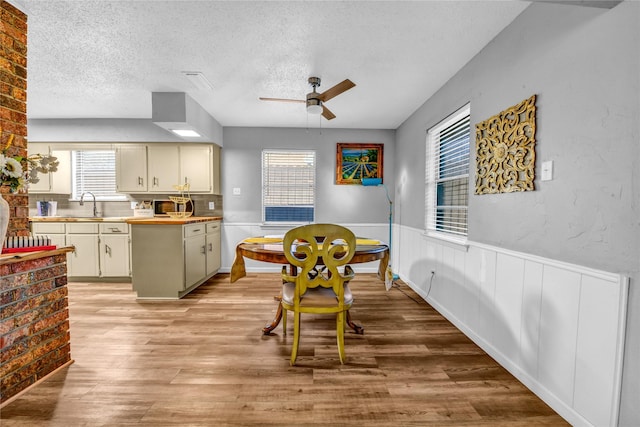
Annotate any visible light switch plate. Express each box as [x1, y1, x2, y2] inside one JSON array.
[[233, 187, 241, 195], [541, 160, 553, 181]]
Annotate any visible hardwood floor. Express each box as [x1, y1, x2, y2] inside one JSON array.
[[1, 273, 568, 426]]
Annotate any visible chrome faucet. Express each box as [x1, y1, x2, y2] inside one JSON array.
[[79, 192, 98, 217]]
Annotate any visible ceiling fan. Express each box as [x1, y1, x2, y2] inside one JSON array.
[[259, 77, 355, 120]]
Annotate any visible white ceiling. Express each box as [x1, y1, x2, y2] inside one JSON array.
[[21, 0, 533, 129]]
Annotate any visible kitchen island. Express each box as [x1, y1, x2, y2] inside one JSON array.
[[126, 216, 222, 299]]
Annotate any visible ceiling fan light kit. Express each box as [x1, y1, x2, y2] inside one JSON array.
[[306, 98, 323, 115], [260, 76, 355, 120]]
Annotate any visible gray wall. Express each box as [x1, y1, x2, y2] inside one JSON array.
[[222, 127, 395, 224], [395, 1, 639, 425]]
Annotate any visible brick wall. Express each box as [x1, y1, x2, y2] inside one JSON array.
[[0, 252, 71, 403], [1, 1, 29, 237]]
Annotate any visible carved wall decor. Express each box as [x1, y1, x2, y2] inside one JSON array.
[[475, 94, 537, 194]]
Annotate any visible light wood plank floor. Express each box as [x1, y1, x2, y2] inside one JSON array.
[[1, 273, 568, 426]]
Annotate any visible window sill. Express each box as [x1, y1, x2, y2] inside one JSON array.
[[422, 230, 469, 251]]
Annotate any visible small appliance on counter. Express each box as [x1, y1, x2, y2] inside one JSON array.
[[36, 200, 57, 217]]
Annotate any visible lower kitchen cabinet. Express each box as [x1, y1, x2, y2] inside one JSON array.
[[130, 219, 221, 299], [67, 232, 100, 277], [99, 223, 131, 277], [31, 221, 131, 279], [184, 224, 207, 289], [205, 221, 221, 276]]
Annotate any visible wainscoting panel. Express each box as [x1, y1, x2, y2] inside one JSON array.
[[396, 225, 628, 427], [574, 274, 627, 427], [520, 260, 544, 380], [538, 265, 581, 408]]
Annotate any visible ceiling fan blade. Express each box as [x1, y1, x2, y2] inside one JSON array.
[[259, 97, 305, 103], [318, 79, 355, 102], [322, 105, 336, 120]]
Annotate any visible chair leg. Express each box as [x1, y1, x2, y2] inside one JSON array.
[[282, 307, 287, 335], [290, 311, 301, 365], [336, 311, 346, 364]]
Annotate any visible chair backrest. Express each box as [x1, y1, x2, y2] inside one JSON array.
[[282, 223, 356, 298]]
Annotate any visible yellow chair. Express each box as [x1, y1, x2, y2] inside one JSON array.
[[281, 223, 356, 365]]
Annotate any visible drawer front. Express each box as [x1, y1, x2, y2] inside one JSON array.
[[67, 223, 99, 234], [32, 222, 66, 234], [184, 223, 205, 238], [206, 221, 221, 234], [100, 223, 129, 234]]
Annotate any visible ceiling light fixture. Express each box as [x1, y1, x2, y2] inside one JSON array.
[[181, 71, 213, 91], [306, 98, 323, 115], [170, 129, 201, 137]]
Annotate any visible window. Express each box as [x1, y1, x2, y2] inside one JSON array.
[[262, 150, 315, 223], [71, 150, 127, 201], [426, 104, 470, 239]]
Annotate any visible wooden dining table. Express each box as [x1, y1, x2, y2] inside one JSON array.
[[230, 237, 389, 335]]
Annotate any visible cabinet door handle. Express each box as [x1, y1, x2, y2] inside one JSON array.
[[208, 243, 212, 252], [109, 228, 122, 233], [138, 176, 143, 186], [105, 244, 111, 256], [192, 229, 201, 233], [201, 245, 206, 254], [153, 177, 158, 186]]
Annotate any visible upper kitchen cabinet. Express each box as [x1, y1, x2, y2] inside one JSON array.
[[28, 143, 71, 194], [148, 145, 180, 192], [179, 145, 212, 193], [116, 144, 148, 192], [115, 143, 220, 195]]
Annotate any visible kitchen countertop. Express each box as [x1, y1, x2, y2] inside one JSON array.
[[30, 216, 222, 224], [31, 216, 135, 222], [126, 216, 222, 225]]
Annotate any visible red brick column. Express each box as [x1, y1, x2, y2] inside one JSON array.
[[1, 1, 29, 237], [0, 250, 72, 403]]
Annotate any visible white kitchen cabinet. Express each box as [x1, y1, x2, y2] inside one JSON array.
[[31, 222, 66, 247], [27, 143, 71, 194], [116, 144, 147, 192], [66, 223, 100, 277], [147, 145, 180, 192], [31, 220, 131, 279], [179, 145, 212, 192], [205, 221, 221, 276], [114, 143, 219, 194], [99, 223, 130, 277], [209, 144, 221, 195]]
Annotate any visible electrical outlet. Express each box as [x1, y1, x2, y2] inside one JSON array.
[[208, 201, 215, 210], [130, 202, 137, 209], [233, 187, 241, 196]]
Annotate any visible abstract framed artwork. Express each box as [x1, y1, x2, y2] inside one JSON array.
[[475, 94, 537, 194], [336, 143, 384, 185]]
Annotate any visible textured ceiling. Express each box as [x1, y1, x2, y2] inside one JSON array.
[[21, 0, 532, 129]]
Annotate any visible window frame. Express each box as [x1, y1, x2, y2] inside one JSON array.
[[262, 149, 316, 225], [71, 148, 127, 202], [425, 103, 471, 244]]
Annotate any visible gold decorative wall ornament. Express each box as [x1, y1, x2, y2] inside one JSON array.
[[475, 95, 537, 194]]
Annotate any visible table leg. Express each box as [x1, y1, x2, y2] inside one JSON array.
[[262, 297, 283, 335], [262, 265, 296, 335], [346, 310, 364, 335]]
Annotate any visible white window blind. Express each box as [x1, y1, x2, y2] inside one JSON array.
[[426, 104, 470, 238], [72, 150, 126, 201], [262, 150, 315, 223]]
